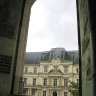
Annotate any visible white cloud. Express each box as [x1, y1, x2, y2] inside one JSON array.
[[26, 0, 78, 52]]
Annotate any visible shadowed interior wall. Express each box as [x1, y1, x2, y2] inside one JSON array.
[[0, 0, 35, 95], [77, 0, 96, 96]]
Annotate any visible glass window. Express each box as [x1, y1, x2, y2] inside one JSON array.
[[23, 88, 28, 95], [43, 91, 46, 96], [64, 66, 68, 73], [53, 79, 57, 86], [33, 78, 36, 86], [25, 68, 28, 73], [43, 78, 47, 86], [77, 79, 79, 84], [76, 68, 79, 73], [64, 92, 67, 96], [64, 79, 68, 86], [32, 89, 35, 95], [34, 68, 37, 73], [24, 78, 27, 85]]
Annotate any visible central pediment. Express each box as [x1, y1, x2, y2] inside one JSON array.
[[48, 69, 63, 75]]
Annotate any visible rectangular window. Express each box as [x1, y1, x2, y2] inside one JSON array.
[[24, 78, 27, 85], [23, 88, 28, 95], [25, 68, 28, 73], [64, 66, 68, 73], [43, 91, 46, 96], [34, 68, 37, 73], [76, 68, 79, 73], [33, 78, 36, 86], [32, 89, 35, 95], [54, 79, 57, 86], [77, 79, 79, 84], [64, 92, 67, 96], [64, 79, 68, 86], [43, 78, 47, 86]]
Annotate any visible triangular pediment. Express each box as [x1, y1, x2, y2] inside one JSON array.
[[48, 69, 63, 75]]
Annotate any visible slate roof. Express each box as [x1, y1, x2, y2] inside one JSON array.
[[24, 48, 79, 65]]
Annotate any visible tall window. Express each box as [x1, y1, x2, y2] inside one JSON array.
[[33, 78, 36, 86], [53, 79, 57, 86], [25, 68, 28, 73], [64, 92, 67, 96], [76, 68, 79, 73], [24, 78, 27, 85], [43, 91, 46, 96], [34, 68, 37, 73], [44, 66, 47, 73], [64, 66, 68, 73], [43, 78, 47, 86], [77, 79, 79, 84], [23, 88, 28, 95], [32, 89, 35, 96], [64, 79, 68, 86]]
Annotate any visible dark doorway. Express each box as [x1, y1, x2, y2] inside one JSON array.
[[53, 91, 57, 96]]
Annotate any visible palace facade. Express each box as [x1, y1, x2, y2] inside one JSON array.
[[23, 48, 79, 96]]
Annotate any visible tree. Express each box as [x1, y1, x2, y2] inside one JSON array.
[[68, 80, 79, 96]]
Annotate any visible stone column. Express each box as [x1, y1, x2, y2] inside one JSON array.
[[49, 89, 51, 96], [28, 88, 30, 95], [29, 88, 32, 95], [59, 77, 62, 86]]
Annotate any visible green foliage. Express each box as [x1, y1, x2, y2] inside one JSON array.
[[68, 80, 79, 96]]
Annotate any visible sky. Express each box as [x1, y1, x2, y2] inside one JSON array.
[[26, 0, 78, 52]]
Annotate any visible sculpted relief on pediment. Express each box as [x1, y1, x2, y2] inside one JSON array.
[[52, 55, 60, 64]]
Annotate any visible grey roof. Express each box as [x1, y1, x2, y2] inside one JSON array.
[[24, 48, 79, 65], [24, 52, 42, 64]]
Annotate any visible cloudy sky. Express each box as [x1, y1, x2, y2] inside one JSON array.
[[26, 0, 78, 52]]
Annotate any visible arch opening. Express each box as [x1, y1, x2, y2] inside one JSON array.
[[53, 91, 57, 96]]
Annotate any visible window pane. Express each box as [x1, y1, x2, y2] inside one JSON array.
[[23, 88, 28, 95], [64, 79, 68, 86], [34, 68, 37, 73], [54, 79, 57, 86], [43, 91, 46, 96], [24, 78, 27, 85], [32, 89, 35, 95], [25, 68, 28, 73], [44, 78, 47, 86], [64, 92, 67, 96], [33, 78, 36, 86], [77, 79, 79, 84]]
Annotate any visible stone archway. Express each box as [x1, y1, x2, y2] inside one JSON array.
[[53, 91, 57, 96]]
